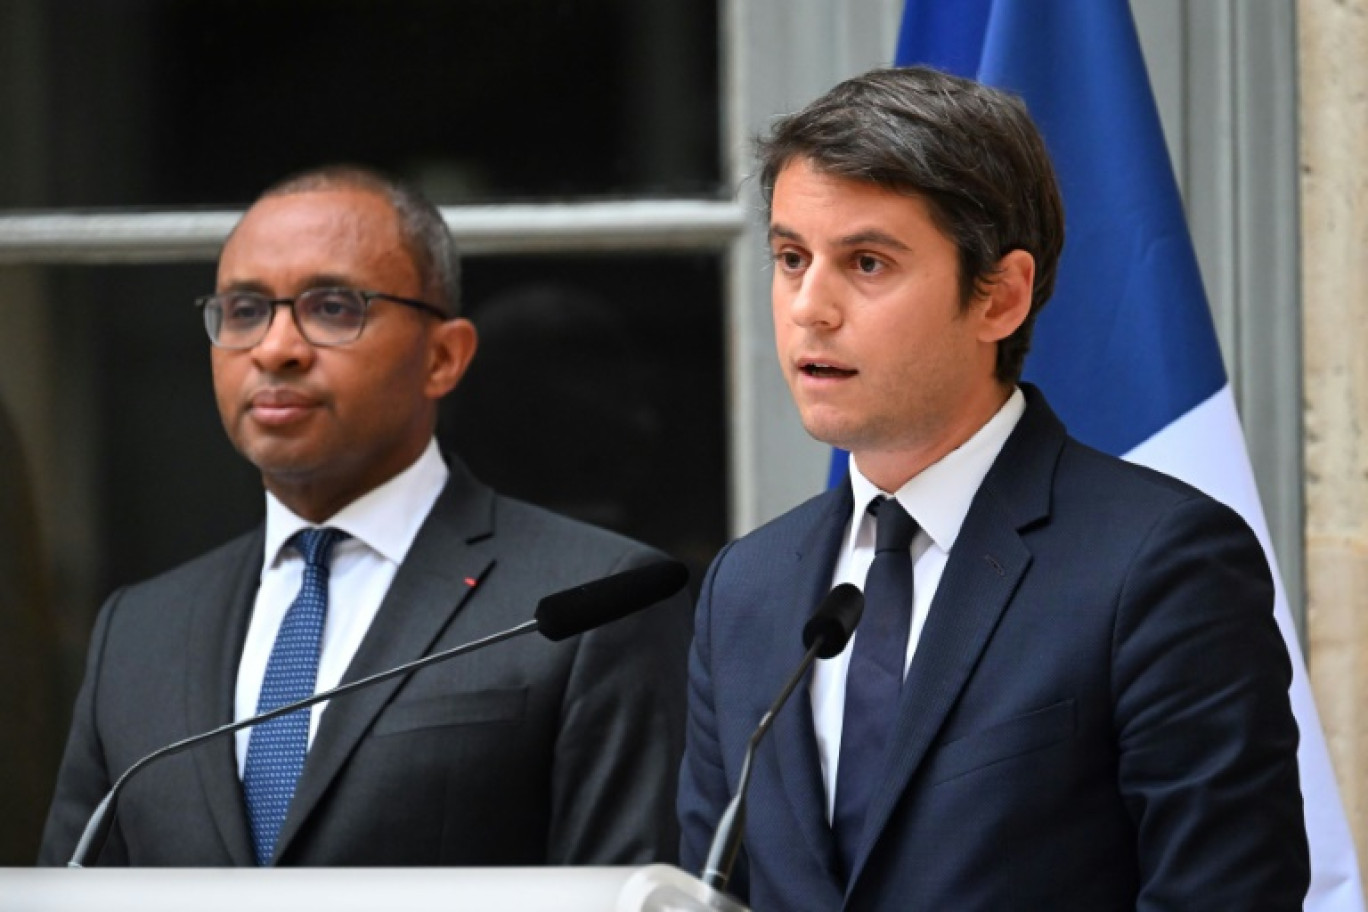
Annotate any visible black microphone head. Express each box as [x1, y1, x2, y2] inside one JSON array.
[[535, 560, 689, 642], [802, 583, 864, 659]]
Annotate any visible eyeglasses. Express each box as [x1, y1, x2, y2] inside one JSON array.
[[195, 287, 448, 349]]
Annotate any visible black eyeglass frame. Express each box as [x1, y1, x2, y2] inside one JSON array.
[[194, 287, 449, 349]]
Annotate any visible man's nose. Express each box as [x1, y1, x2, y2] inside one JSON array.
[[788, 259, 843, 329], [251, 301, 315, 370]]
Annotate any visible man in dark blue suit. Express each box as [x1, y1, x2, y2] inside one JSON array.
[[678, 66, 1308, 910]]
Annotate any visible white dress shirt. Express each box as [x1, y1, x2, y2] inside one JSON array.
[[810, 388, 1025, 821], [233, 439, 449, 776]]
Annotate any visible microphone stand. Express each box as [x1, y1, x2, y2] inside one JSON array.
[[698, 582, 862, 897], [699, 635, 823, 894]]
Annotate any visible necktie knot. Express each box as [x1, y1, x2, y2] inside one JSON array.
[[871, 497, 917, 553], [292, 527, 348, 570]]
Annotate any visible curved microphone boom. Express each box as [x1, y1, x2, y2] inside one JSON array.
[[700, 583, 864, 895], [68, 559, 688, 867]]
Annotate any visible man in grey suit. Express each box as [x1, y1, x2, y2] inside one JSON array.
[[40, 165, 691, 867]]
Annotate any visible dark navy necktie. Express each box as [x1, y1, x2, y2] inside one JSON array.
[[242, 526, 348, 867], [833, 496, 917, 881]]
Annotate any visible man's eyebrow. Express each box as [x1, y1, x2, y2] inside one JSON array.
[[217, 274, 359, 295], [766, 224, 913, 253], [836, 229, 912, 252], [297, 273, 360, 290], [218, 279, 271, 295]]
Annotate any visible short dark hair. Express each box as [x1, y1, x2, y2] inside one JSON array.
[[254, 164, 461, 316], [757, 66, 1065, 384]]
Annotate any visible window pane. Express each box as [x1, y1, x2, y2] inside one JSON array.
[[2, 0, 721, 209], [447, 253, 728, 578]]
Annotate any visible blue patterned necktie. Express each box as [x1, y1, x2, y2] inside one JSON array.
[[833, 496, 917, 882], [242, 526, 348, 867]]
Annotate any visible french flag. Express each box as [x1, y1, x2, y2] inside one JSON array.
[[866, 1, 1361, 906]]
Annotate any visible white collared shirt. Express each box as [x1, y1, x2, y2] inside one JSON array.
[[233, 439, 449, 776], [809, 388, 1026, 821]]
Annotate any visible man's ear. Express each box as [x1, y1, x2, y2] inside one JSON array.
[[425, 317, 479, 400], [976, 248, 1035, 343]]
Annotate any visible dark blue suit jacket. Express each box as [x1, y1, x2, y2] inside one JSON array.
[[679, 386, 1308, 910]]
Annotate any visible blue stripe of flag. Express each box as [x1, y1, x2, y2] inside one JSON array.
[[894, 0, 1227, 457]]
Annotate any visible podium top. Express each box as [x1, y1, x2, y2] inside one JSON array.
[[3, 866, 638, 912]]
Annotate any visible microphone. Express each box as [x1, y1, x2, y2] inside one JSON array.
[[536, 560, 688, 641], [700, 583, 863, 895], [68, 559, 688, 868]]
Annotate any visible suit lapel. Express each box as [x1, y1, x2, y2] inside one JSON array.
[[273, 464, 493, 859], [844, 387, 1064, 892], [770, 484, 852, 885], [185, 529, 263, 866]]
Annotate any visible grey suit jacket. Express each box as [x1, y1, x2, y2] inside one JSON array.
[[40, 458, 692, 866]]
